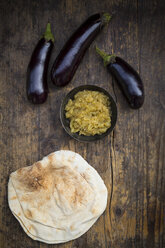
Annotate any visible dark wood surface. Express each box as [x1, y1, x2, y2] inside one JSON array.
[[0, 0, 164, 247]]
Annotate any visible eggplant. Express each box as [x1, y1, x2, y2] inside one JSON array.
[[27, 23, 54, 104], [96, 47, 144, 109], [51, 13, 111, 87]]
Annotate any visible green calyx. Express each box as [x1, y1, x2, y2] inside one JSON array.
[[96, 46, 116, 66], [102, 13, 112, 25], [43, 23, 54, 43]]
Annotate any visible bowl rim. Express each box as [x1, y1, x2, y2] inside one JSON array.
[[60, 85, 117, 142]]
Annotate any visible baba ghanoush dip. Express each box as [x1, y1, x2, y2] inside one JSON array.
[[65, 90, 111, 136]]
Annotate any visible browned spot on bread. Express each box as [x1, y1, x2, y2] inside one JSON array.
[[26, 175, 44, 191], [28, 225, 32, 231], [25, 209, 33, 219], [70, 224, 74, 231], [80, 172, 90, 183], [68, 155, 75, 163], [35, 162, 42, 170], [10, 196, 17, 200], [48, 153, 55, 162], [27, 224, 35, 232], [91, 208, 98, 215], [18, 212, 21, 216], [46, 196, 51, 201], [17, 168, 23, 175]]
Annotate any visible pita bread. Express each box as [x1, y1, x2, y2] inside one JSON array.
[[8, 150, 107, 244]]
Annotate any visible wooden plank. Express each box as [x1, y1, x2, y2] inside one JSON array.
[[104, 1, 141, 247], [0, 1, 41, 247], [0, 0, 164, 248], [137, 1, 165, 247]]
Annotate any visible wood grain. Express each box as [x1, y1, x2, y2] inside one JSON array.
[[0, 0, 164, 247]]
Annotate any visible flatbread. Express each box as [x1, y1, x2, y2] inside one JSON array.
[[8, 150, 107, 244]]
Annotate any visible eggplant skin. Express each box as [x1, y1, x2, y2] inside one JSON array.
[[27, 38, 53, 104], [108, 57, 144, 109], [51, 13, 110, 87]]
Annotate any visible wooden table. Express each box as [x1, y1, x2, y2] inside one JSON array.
[[0, 0, 164, 247]]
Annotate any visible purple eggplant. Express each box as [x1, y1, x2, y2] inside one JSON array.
[[96, 47, 144, 109], [27, 23, 54, 104], [51, 13, 111, 87]]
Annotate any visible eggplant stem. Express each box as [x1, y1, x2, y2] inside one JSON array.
[[96, 46, 116, 66], [43, 23, 55, 43], [102, 13, 112, 25]]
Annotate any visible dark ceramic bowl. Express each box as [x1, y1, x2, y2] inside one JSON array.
[[60, 85, 117, 142]]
